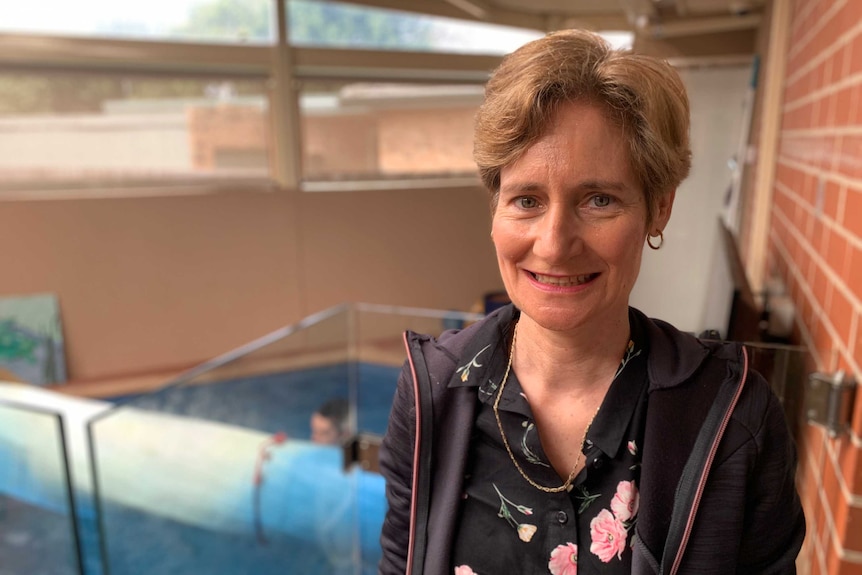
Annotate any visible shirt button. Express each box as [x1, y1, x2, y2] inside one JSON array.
[[556, 511, 568, 524], [593, 457, 604, 469]]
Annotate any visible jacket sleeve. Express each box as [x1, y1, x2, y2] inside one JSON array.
[[378, 362, 416, 575], [735, 372, 806, 574]]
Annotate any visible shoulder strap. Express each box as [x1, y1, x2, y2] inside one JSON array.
[[661, 346, 748, 575]]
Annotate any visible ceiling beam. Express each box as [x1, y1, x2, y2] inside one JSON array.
[[642, 13, 762, 38], [442, 0, 491, 20]]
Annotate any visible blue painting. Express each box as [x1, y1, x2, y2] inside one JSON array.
[[0, 293, 67, 386]]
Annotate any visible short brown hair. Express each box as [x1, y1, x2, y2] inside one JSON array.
[[473, 29, 691, 225]]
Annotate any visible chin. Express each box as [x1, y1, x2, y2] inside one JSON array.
[[518, 306, 593, 333]]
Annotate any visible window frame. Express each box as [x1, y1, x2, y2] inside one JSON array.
[[0, 6, 509, 198]]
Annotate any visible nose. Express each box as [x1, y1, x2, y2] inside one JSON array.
[[532, 203, 583, 263]]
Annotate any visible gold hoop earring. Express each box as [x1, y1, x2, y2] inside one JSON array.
[[647, 230, 664, 250]]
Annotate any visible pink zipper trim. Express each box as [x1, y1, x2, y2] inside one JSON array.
[[669, 346, 749, 575], [404, 332, 421, 575]]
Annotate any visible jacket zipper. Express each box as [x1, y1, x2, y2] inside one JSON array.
[[404, 332, 422, 575], [668, 346, 749, 575]]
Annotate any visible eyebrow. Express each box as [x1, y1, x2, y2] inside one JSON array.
[[499, 179, 629, 194]]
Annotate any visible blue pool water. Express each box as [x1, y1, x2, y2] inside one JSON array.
[[2, 361, 401, 575], [111, 362, 400, 439]]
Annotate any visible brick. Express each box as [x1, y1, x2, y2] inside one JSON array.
[[824, 180, 842, 221], [817, 95, 830, 126], [814, 218, 827, 252], [850, 83, 861, 125], [838, 431, 862, 495], [802, 172, 816, 206], [829, 286, 854, 346], [851, 370, 862, 440], [856, 310, 862, 371], [804, 417, 828, 470], [829, 551, 862, 575], [813, 314, 834, 367], [844, 504, 862, 554], [849, 244, 862, 301], [832, 45, 847, 85], [835, 86, 854, 126], [801, 463, 821, 517], [806, 101, 818, 130], [852, 33, 862, 74], [833, 1, 858, 41], [825, 230, 849, 278], [831, 135, 845, 172], [813, 263, 829, 307], [843, 188, 862, 238], [811, 550, 823, 575]]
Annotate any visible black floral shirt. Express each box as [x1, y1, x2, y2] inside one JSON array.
[[450, 315, 648, 575]]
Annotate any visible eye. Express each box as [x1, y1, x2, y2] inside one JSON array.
[[590, 195, 612, 208], [515, 196, 539, 209]]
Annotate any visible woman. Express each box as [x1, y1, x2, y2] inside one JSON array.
[[379, 30, 804, 575]]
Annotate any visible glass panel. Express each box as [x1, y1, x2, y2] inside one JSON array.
[[0, 398, 82, 575], [744, 342, 809, 439], [352, 304, 483, 436], [88, 308, 359, 575], [86, 303, 481, 575], [0, 0, 275, 44], [300, 81, 482, 183], [288, 0, 542, 55], [0, 72, 271, 191]]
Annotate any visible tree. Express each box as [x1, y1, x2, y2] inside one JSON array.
[[177, 0, 433, 49]]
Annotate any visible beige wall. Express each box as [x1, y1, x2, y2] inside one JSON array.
[[0, 185, 502, 383]]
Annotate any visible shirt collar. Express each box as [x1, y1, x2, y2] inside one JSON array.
[[448, 304, 650, 460], [447, 304, 517, 391]]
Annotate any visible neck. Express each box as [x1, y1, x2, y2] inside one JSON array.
[[512, 310, 631, 395]]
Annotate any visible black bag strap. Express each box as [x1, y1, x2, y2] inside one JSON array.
[[660, 347, 748, 575]]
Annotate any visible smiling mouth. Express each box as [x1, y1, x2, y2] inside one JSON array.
[[530, 272, 598, 286]]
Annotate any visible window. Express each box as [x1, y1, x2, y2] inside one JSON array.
[[299, 81, 483, 186], [288, 0, 543, 56], [0, 0, 274, 44], [0, 1, 630, 195], [0, 72, 271, 191]]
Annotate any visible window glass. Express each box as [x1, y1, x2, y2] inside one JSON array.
[[0, 72, 271, 190], [0, 0, 274, 44], [0, 0, 545, 54], [299, 81, 483, 184], [287, 0, 543, 55]]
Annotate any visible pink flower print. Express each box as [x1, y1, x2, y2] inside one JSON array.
[[610, 480, 639, 522], [589, 509, 627, 562], [517, 523, 537, 542], [627, 440, 637, 456], [454, 566, 477, 575], [548, 542, 578, 575]]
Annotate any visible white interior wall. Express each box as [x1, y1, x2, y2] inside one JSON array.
[[630, 64, 753, 335]]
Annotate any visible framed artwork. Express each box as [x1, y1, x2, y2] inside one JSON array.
[[0, 293, 67, 386]]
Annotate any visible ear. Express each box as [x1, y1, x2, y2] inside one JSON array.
[[653, 189, 676, 232]]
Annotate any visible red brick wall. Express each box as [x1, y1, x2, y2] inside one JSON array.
[[771, 0, 862, 572]]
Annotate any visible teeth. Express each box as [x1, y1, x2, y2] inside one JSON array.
[[533, 273, 594, 286]]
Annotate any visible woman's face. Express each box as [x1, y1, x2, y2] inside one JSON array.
[[492, 100, 673, 335]]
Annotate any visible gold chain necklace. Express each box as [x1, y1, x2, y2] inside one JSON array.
[[493, 323, 601, 493]]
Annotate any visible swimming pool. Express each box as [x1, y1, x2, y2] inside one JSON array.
[[1, 361, 400, 575], [1, 303, 484, 575]]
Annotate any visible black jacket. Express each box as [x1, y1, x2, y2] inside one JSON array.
[[379, 305, 805, 575]]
